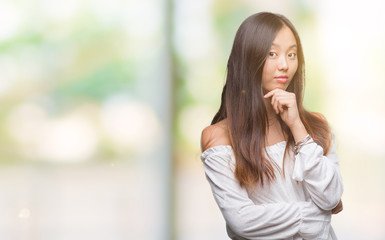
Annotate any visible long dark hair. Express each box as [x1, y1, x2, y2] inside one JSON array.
[[212, 12, 331, 189]]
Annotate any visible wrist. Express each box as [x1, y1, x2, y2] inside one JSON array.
[[290, 120, 308, 143]]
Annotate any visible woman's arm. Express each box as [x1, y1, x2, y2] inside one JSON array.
[[292, 136, 344, 210], [264, 89, 344, 211], [202, 149, 332, 240]]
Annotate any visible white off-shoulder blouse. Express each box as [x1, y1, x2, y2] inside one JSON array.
[[201, 137, 343, 240]]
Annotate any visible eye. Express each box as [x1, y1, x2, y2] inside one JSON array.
[[268, 52, 277, 57], [288, 52, 297, 58]]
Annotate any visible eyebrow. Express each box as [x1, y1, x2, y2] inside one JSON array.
[[271, 43, 297, 49]]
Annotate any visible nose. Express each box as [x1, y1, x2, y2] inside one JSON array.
[[278, 55, 288, 71]]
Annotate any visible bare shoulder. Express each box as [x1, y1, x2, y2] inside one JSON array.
[[201, 119, 231, 152]]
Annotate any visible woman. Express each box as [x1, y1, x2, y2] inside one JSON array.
[[200, 12, 344, 240]]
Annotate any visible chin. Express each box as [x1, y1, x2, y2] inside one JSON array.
[[263, 84, 289, 93], [274, 85, 288, 90]]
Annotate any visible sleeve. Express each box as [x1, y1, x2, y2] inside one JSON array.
[[292, 135, 344, 210], [202, 149, 331, 240]]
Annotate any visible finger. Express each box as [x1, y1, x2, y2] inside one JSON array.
[[272, 100, 279, 114], [332, 200, 343, 214], [279, 102, 287, 113], [273, 96, 282, 114], [264, 90, 275, 98], [271, 94, 278, 113], [332, 207, 340, 214], [275, 96, 294, 110], [268, 90, 291, 114], [273, 96, 284, 110], [338, 202, 343, 213], [270, 94, 278, 114], [332, 205, 341, 213], [276, 96, 287, 113], [271, 91, 284, 106], [276, 95, 290, 114], [264, 88, 283, 98]]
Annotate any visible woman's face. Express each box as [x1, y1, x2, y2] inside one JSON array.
[[262, 25, 298, 92]]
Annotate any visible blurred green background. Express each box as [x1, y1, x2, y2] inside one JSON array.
[[0, 0, 384, 239]]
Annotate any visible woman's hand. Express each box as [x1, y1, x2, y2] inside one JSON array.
[[264, 89, 300, 128], [332, 199, 343, 214], [264, 89, 308, 142]]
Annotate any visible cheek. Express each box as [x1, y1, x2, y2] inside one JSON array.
[[262, 65, 273, 86], [290, 61, 298, 76], [263, 62, 275, 77]]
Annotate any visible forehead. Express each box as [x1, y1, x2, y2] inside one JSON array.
[[271, 25, 297, 48]]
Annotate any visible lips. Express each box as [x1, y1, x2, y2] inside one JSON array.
[[275, 75, 288, 83]]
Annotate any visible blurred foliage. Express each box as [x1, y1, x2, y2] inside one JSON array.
[[0, 3, 141, 164], [0, 1, 324, 166]]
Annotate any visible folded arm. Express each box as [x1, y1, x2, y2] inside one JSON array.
[[202, 149, 331, 240], [292, 137, 344, 210]]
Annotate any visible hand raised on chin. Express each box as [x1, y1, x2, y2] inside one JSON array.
[[264, 89, 308, 143], [263, 88, 300, 128]]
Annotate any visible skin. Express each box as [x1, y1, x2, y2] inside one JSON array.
[[262, 26, 298, 94], [201, 25, 343, 214]]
